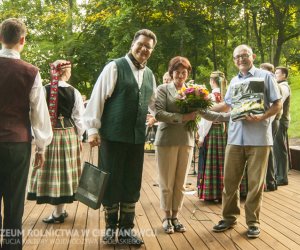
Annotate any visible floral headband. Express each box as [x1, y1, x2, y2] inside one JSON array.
[[48, 61, 71, 127]]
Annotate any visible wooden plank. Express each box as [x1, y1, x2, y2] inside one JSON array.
[[23, 204, 51, 249], [18, 145, 300, 250], [83, 207, 100, 250], [134, 199, 161, 249], [68, 202, 88, 250], [52, 202, 80, 250]]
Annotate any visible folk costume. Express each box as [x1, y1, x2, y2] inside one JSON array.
[[197, 88, 227, 201], [27, 62, 85, 213], [83, 54, 156, 243], [0, 48, 52, 248]]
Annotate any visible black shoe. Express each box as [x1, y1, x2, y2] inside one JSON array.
[[103, 228, 116, 244], [265, 184, 277, 192], [212, 220, 237, 232], [277, 181, 288, 186], [247, 226, 260, 238], [118, 228, 144, 245], [42, 213, 65, 224]]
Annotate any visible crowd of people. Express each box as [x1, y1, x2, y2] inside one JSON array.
[[0, 17, 292, 249]]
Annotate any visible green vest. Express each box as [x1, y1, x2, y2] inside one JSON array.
[[100, 57, 154, 144]]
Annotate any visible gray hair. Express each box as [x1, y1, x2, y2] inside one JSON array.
[[233, 44, 253, 56]]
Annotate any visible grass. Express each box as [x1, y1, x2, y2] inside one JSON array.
[[288, 74, 300, 139]]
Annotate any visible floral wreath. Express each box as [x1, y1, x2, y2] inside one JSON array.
[[48, 61, 71, 127]]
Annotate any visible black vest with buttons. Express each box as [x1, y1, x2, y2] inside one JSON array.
[[45, 84, 75, 128], [100, 57, 154, 144]]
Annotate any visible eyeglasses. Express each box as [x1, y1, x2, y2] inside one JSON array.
[[233, 54, 251, 61], [136, 42, 153, 51]]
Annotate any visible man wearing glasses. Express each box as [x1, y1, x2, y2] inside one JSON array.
[[211, 44, 282, 238], [83, 29, 157, 245]]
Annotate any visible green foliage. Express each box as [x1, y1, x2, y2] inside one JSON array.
[[0, 0, 299, 100], [288, 73, 300, 138]]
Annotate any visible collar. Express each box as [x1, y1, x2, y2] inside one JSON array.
[[127, 52, 146, 70], [238, 66, 256, 78], [58, 80, 70, 87], [277, 80, 288, 84], [0, 48, 21, 59], [166, 81, 179, 97]]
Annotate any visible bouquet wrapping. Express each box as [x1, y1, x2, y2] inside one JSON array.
[[176, 83, 212, 131]]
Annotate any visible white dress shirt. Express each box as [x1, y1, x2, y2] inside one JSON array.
[[83, 55, 156, 136], [0, 48, 53, 152]]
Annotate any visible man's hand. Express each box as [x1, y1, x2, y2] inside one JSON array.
[[245, 113, 264, 122], [88, 133, 101, 147], [34, 153, 45, 169]]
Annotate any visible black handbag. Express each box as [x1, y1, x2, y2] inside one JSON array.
[[75, 148, 110, 209]]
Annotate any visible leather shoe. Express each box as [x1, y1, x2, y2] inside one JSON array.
[[118, 228, 144, 245], [247, 226, 260, 238], [212, 220, 237, 232], [277, 181, 288, 186], [42, 213, 64, 224], [103, 228, 116, 244], [265, 184, 277, 192]]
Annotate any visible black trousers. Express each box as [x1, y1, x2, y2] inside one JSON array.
[[99, 139, 144, 206], [274, 123, 289, 184], [266, 119, 280, 187], [0, 142, 31, 250]]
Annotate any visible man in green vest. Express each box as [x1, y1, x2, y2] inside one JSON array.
[[83, 29, 157, 245]]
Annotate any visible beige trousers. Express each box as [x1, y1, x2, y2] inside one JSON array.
[[156, 145, 193, 211], [222, 145, 270, 227]]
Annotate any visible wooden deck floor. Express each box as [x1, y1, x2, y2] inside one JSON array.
[[21, 143, 300, 250]]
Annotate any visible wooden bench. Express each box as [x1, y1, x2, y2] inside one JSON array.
[[290, 146, 300, 171]]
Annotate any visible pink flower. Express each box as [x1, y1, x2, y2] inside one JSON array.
[[184, 88, 195, 95]]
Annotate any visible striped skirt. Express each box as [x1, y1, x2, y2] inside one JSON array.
[[199, 124, 227, 201], [27, 127, 82, 205]]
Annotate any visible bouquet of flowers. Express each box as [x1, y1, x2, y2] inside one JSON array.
[[176, 83, 212, 131]]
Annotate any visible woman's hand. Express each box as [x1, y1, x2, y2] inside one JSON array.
[[183, 112, 197, 122], [34, 153, 45, 169]]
